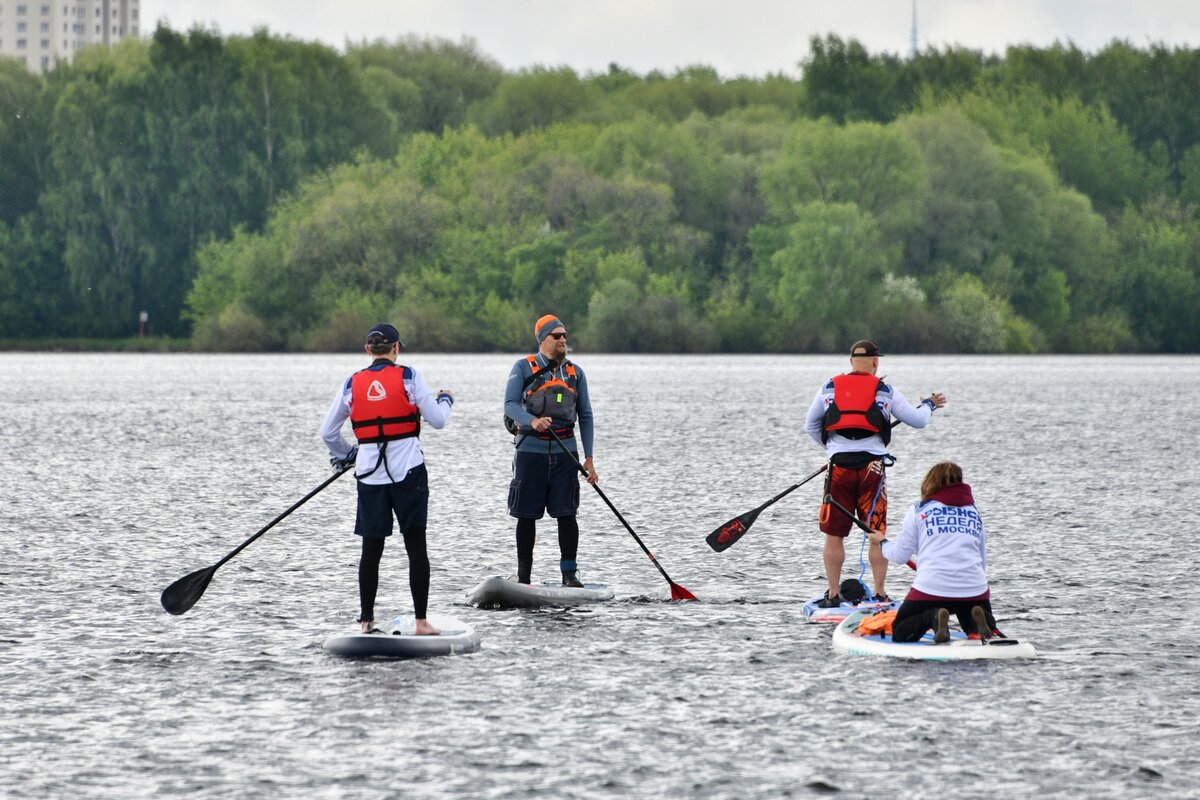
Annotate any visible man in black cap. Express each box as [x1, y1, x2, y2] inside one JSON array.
[[320, 323, 454, 634], [802, 339, 946, 607]]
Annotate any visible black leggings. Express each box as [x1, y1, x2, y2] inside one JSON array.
[[358, 528, 430, 623], [892, 598, 998, 642], [516, 516, 579, 565]]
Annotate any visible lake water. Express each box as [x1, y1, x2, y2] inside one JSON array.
[[1, 353, 1197, 799]]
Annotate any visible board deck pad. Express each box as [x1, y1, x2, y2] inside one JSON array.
[[801, 594, 899, 623]]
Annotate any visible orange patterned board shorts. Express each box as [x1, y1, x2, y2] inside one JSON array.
[[819, 459, 887, 537]]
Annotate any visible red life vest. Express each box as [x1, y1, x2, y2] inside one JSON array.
[[349, 364, 420, 444], [822, 372, 890, 445], [522, 354, 578, 440]]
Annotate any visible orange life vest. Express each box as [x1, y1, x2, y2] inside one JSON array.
[[858, 609, 897, 636], [822, 372, 890, 445], [522, 355, 578, 440], [349, 364, 420, 443]]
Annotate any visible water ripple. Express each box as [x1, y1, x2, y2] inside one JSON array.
[[1, 353, 1198, 798]]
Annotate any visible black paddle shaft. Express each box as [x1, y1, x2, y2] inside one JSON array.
[[706, 417, 907, 553], [705, 464, 828, 552], [543, 428, 692, 594], [160, 465, 352, 615], [825, 495, 873, 534]]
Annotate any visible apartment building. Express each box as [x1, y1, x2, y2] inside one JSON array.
[[0, 0, 140, 71]]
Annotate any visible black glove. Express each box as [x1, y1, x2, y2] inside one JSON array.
[[331, 446, 358, 471]]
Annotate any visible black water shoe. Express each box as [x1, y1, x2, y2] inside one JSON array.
[[562, 570, 584, 588], [815, 592, 842, 609]]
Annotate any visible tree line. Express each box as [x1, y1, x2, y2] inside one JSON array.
[[1, 28, 1197, 352]]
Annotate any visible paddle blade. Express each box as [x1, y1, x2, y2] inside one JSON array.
[[160, 565, 218, 615], [670, 583, 698, 602], [705, 509, 760, 552]]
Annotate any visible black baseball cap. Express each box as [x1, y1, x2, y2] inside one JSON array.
[[850, 339, 882, 357], [365, 323, 402, 347]]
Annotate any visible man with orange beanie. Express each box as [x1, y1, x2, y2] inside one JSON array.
[[503, 314, 598, 586]]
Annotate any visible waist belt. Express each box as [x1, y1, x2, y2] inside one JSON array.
[[830, 451, 882, 470], [534, 424, 575, 441], [351, 414, 420, 444]]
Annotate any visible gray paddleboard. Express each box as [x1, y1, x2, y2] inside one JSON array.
[[465, 575, 615, 609], [322, 613, 481, 658]]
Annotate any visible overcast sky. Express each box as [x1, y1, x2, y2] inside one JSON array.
[[147, 1, 1200, 77]]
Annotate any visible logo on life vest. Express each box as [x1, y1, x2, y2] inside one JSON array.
[[717, 519, 747, 543], [367, 380, 388, 401]]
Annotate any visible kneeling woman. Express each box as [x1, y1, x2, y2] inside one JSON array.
[[866, 462, 1000, 643]]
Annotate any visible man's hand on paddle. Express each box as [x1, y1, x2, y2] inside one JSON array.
[[531, 416, 552, 432], [330, 446, 358, 471], [583, 456, 599, 485], [866, 529, 886, 545], [922, 392, 947, 409]]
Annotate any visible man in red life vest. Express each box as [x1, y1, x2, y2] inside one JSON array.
[[802, 339, 946, 607], [320, 323, 454, 634]]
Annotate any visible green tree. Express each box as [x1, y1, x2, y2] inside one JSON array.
[[758, 118, 924, 241], [0, 59, 49, 225], [471, 67, 599, 135], [801, 35, 906, 123], [346, 36, 503, 132], [1111, 200, 1200, 351], [0, 217, 65, 337], [939, 275, 1007, 353], [757, 201, 896, 351], [943, 85, 1156, 213]]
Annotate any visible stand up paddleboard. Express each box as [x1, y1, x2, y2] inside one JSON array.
[[802, 595, 898, 623], [323, 613, 481, 659], [832, 610, 1037, 661], [466, 575, 615, 609]]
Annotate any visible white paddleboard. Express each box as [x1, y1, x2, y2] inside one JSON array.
[[832, 610, 1037, 661], [322, 613, 481, 659], [465, 575, 615, 609]]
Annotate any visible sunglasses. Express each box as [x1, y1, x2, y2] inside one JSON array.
[[548, 332, 568, 340]]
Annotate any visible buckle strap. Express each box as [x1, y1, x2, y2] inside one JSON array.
[[352, 414, 419, 429], [534, 425, 575, 440]]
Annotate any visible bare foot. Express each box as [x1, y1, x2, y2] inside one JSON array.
[[359, 620, 373, 634], [413, 618, 441, 636]]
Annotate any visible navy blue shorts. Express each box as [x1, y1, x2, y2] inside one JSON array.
[[355, 463, 429, 538], [508, 450, 580, 519]]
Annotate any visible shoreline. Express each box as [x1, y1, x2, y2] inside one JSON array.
[[0, 337, 194, 353]]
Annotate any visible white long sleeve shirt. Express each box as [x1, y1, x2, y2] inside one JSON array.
[[881, 496, 989, 598], [320, 362, 452, 485], [803, 375, 935, 456]]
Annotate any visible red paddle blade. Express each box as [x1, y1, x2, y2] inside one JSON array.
[[705, 510, 758, 552], [670, 583, 698, 602]]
